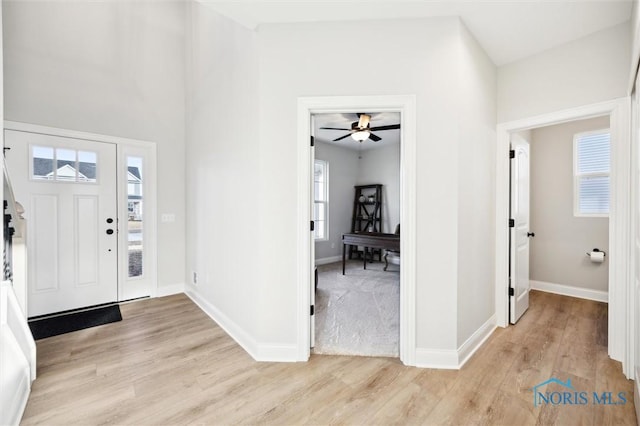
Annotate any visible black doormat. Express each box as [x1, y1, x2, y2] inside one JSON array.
[[29, 305, 122, 340]]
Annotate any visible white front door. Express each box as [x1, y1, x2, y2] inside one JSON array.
[[510, 135, 531, 324], [5, 130, 118, 317]]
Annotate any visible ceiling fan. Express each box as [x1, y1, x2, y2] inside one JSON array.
[[320, 113, 400, 142]]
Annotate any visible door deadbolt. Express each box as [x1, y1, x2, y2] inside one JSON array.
[[106, 218, 114, 224]]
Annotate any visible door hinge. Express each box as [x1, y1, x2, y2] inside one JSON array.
[[310, 305, 315, 315], [509, 218, 515, 228], [508, 287, 514, 296], [310, 136, 315, 147], [310, 221, 315, 232], [509, 149, 515, 159]]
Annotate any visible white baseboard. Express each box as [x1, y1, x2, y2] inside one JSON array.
[[315, 256, 342, 265], [415, 314, 496, 369], [414, 348, 459, 369], [530, 280, 608, 303], [256, 344, 300, 362], [457, 314, 497, 368], [186, 289, 260, 360], [185, 289, 300, 362], [156, 282, 184, 297]]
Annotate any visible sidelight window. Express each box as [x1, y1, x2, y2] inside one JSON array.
[[127, 156, 144, 278]]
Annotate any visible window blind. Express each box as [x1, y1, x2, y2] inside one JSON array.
[[575, 131, 610, 216], [314, 159, 328, 240]]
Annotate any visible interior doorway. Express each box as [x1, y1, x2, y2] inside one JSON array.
[[311, 112, 401, 357], [508, 117, 612, 325], [296, 95, 417, 365], [496, 99, 632, 377]]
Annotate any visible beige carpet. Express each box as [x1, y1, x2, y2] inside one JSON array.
[[313, 259, 399, 358]]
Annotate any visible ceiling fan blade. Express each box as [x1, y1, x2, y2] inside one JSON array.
[[320, 127, 351, 131], [333, 133, 352, 142], [369, 133, 382, 142], [369, 124, 401, 131]]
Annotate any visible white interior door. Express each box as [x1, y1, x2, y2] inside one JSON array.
[[310, 120, 316, 349], [510, 135, 531, 324], [633, 78, 640, 411], [5, 130, 118, 317]]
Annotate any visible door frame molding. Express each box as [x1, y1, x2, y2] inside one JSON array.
[[632, 86, 640, 423], [3, 120, 158, 300], [296, 95, 417, 364], [494, 98, 632, 377]]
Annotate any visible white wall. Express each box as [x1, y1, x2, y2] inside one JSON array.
[[2, 1, 186, 291], [456, 23, 497, 347], [258, 18, 461, 351], [530, 116, 610, 292], [356, 144, 401, 235], [314, 142, 358, 262], [498, 22, 631, 123], [257, 17, 494, 356], [184, 2, 260, 343]]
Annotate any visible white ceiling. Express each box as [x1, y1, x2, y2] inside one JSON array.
[[314, 112, 400, 151], [199, 0, 632, 66]]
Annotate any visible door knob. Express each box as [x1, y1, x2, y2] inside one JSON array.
[[527, 232, 535, 237], [106, 229, 114, 235]]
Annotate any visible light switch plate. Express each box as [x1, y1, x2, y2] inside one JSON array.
[[161, 213, 175, 223]]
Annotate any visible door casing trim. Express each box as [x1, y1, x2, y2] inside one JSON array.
[[296, 95, 417, 364]]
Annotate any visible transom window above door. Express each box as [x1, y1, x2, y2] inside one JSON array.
[[31, 145, 98, 183]]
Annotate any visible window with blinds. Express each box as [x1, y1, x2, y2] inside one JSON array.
[[313, 159, 329, 240], [574, 129, 610, 217]]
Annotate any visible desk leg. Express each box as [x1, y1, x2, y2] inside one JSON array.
[[364, 247, 367, 270], [342, 243, 346, 275]]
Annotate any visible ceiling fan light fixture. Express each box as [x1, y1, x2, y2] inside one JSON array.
[[352, 130, 370, 142]]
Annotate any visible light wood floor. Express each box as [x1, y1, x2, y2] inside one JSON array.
[[21, 291, 636, 425]]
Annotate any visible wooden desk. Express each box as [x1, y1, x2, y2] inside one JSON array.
[[342, 232, 400, 275]]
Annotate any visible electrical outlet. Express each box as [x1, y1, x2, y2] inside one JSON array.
[[161, 213, 176, 223], [331, 243, 336, 249], [193, 272, 198, 285]]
